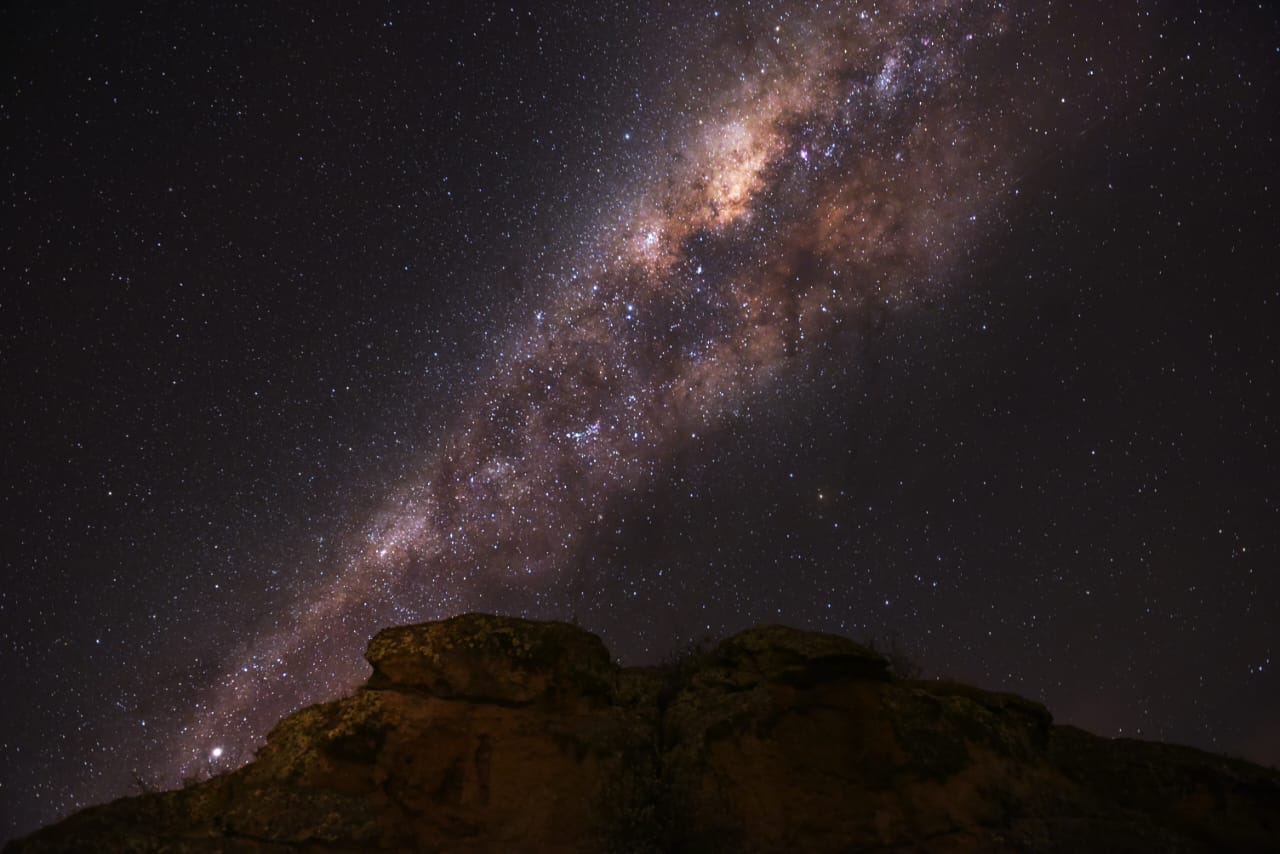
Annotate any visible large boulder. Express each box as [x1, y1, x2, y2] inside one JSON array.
[[365, 612, 616, 705]]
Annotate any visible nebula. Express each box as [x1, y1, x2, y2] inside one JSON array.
[[174, 0, 1139, 775]]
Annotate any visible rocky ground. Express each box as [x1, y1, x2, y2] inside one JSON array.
[[8, 613, 1279, 852]]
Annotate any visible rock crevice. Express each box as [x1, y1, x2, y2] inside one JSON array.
[[10, 614, 1279, 852]]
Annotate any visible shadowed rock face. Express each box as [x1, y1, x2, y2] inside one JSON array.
[[9, 615, 1279, 853]]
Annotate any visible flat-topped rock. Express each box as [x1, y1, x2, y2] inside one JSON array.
[[365, 612, 616, 704], [709, 623, 890, 685]]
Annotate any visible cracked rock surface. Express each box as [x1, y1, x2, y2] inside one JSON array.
[[9, 614, 1279, 852]]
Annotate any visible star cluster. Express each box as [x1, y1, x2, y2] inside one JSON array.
[[3, 0, 1277, 841]]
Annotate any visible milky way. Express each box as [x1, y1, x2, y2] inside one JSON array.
[[173, 0, 1143, 776]]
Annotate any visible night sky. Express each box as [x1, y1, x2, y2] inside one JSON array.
[[3, 0, 1278, 841]]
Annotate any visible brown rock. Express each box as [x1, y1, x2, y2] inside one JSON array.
[[9, 614, 1279, 853], [365, 613, 615, 706]]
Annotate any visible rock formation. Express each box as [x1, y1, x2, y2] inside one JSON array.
[[9, 614, 1279, 852]]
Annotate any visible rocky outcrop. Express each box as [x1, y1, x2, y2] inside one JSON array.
[[9, 614, 1279, 852]]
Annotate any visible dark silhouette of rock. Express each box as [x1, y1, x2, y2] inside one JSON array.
[[9, 614, 1279, 852]]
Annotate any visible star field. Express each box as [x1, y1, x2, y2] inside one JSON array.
[[3, 0, 1278, 841]]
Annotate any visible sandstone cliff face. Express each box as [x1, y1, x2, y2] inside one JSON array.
[[9, 614, 1279, 852]]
